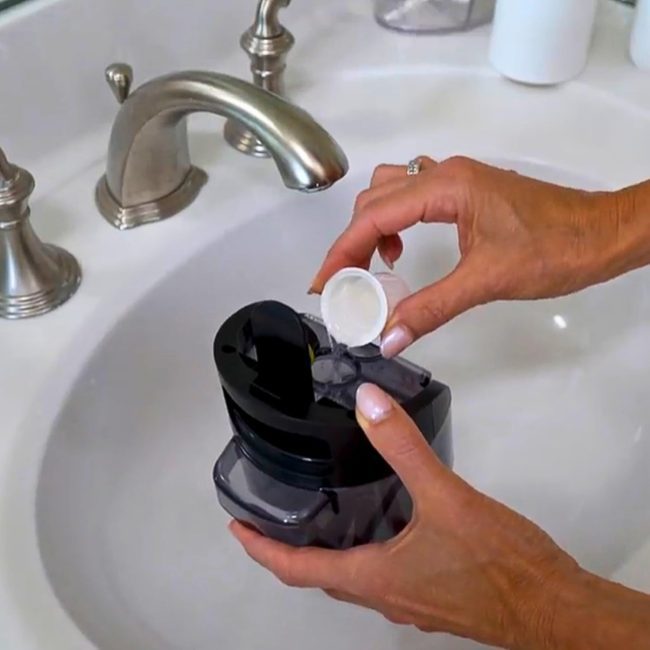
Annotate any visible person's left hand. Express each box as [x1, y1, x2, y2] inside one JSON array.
[[229, 383, 583, 650]]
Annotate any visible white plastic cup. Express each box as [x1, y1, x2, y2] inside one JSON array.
[[489, 0, 598, 85], [320, 268, 410, 347], [631, 0, 650, 71]]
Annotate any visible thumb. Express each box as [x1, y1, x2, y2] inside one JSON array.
[[355, 383, 446, 501], [381, 257, 489, 358]]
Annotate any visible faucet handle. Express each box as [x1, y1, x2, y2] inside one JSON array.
[[224, 0, 295, 157], [105, 63, 133, 104], [0, 147, 81, 318], [0, 148, 17, 191], [0, 147, 33, 217], [252, 0, 292, 39], [243, 0, 295, 84]]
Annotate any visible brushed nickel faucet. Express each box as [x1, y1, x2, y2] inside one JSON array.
[[224, 0, 295, 157], [95, 64, 348, 231], [0, 148, 81, 319]]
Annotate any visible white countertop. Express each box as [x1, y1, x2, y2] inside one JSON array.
[[1, 1, 649, 648]]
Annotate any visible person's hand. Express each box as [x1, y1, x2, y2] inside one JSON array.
[[310, 156, 633, 358], [229, 383, 582, 650]]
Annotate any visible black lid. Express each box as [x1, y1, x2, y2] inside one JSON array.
[[214, 301, 450, 489]]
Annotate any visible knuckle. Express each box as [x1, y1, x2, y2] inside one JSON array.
[[371, 164, 394, 185], [418, 302, 447, 329], [395, 300, 446, 334], [441, 155, 475, 178], [416, 623, 439, 633], [353, 188, 374, 213], [274, 557, 301, 587], [324, 588, 345, 602], [412, 154, 432, 170], [387, 435, 422, 465], [383, 611, 410, 626], [278, 570, 300, 588]]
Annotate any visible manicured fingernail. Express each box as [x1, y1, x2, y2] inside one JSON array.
[[380, 325, 414, 358], [356, 383, 393, 423]]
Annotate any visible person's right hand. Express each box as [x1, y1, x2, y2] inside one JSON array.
[[230, 383, 582, 650], [311, 156, 637, 358], [231, 383, 650, 650]]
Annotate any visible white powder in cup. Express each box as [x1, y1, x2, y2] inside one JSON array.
[[320, 268, 410, 348], [323, 274, 386, 346]]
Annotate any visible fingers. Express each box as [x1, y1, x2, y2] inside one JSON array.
[[324, 589, 403, 625], [324, 588, 367, 607], [353, 177, 414, 214], [378, 234, 403, 269], [355, 383, 447, 502], [229, 521, 367, 591], [380, 256, 490, 357], [363, 158, 436, 270], [310, 158, 441, 292], [312, 172, 462, 292], [352, 177, 412, 271]]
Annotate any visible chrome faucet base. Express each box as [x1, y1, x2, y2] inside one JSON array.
[[95, 167, 208, 230], [223, 120, 270, 158], [0, 243, 81, 320]]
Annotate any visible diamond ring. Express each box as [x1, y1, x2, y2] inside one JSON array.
[[406, 158, 422, 176]]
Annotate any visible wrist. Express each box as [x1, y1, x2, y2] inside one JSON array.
[[507, 562, 584, 650], [590, 182, 650, 284], [515, 566, 650, 650]]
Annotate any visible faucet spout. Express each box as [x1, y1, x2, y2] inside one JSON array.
[[96, 69, 348, 230]]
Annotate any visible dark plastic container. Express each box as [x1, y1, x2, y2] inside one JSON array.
[[213, 301, 452, 549]]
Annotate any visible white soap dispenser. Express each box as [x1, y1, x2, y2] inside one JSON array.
[[631, 0, 650, 70], [489, 0, 599, 85]]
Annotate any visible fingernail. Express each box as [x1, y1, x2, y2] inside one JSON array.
[[356, 383, 393, 423], [380, 325, 414, 359], [308, 279, 323, 295], [379, 249, 395, 270]]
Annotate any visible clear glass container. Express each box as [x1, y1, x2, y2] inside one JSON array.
[[374, 0, 496, 34]]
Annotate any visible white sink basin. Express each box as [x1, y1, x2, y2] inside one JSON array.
[[1, 18, 649, 644], [34, 139, 650, 650]]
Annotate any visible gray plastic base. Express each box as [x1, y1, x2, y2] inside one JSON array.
[[215, 414, 452, 549]]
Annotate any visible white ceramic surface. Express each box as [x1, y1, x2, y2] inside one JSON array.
[[1, 1, 649, 649]]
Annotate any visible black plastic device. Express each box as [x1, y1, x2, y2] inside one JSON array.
[[213, 300, 452, 549]]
